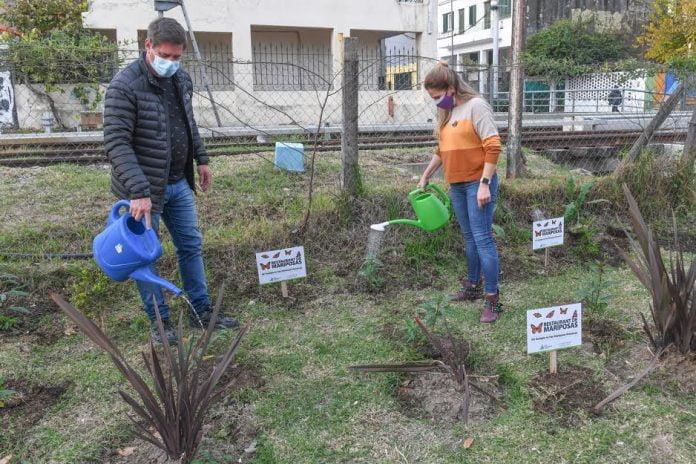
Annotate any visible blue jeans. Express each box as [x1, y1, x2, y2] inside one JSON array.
[[450, 175, 500, 294], [136, 179, 210, 321]]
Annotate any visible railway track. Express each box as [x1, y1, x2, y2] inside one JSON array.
[[0, 129, 686, 167]]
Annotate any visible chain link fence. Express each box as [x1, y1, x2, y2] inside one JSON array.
[[0, 44, 693, 176]]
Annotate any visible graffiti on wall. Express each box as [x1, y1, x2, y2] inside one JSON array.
[[0, 71, 17, 128]]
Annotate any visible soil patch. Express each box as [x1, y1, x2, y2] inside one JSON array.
[[585, 317, 632, 355], [529, 365, 607, 427], [396, 372, 503, 424], [1, 378, 70, 447]]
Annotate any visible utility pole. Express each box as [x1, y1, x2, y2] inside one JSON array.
[[491, 0, 499, 99], [506, 0, 525, 178]]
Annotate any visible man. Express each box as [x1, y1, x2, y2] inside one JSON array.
[[608, 86, 623, 113], [104, 17, 238, 345]]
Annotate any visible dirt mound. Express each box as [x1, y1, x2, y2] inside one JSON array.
[[530, 365, 607, 427], [396, 372, 503, 424], [1, 378, 70, 449]]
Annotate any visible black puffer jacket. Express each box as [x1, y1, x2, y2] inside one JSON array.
[[103, 54, 208, 213]]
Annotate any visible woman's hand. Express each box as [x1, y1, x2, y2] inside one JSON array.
[[418, 175, 430, 190], [477, 183, 491, 208]]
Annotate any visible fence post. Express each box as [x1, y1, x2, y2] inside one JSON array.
[[506, 0, 525, 178], [341, 37, 360, 195]]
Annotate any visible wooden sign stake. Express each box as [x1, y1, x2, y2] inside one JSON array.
[[281, 281, 289, 298], [549, 350, 558, 374], [544, 247, 550, 268]]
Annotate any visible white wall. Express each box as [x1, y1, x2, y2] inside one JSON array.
[[83, 0, 435, 60], [436, 0, 512, 60]]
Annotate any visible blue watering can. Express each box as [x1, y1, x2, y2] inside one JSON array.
[[93, 200, 182, 295]]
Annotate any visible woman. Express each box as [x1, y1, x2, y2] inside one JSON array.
[[418, 62, 503, 323]]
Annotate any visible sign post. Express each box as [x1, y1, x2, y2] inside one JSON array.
[[527, 303, 582, 373], [256, 246, 307, 298]]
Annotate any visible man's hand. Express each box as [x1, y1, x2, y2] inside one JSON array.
[[130, 197, 152, 230], [477, 184, 491, 209], [198, 165, 212, 192]]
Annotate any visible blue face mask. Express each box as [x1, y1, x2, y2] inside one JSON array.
[[151, 54, 180, 78], [435, 92, 456, 109]]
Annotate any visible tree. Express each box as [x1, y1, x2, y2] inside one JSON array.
[[636, 0, 696, 169], [638, 0, 696, 69], [1, 0, 119, 128], [0, 0, 87, 37], [524, 20, 631, 111]]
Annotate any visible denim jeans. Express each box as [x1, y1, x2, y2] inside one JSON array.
[[450, 174, 500, 294], [136, 179, 210, 321]]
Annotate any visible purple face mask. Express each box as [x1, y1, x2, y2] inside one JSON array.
[[435, 92, 455, 109]]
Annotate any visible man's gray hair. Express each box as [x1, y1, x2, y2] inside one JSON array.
[[147, 17, 187, 47]]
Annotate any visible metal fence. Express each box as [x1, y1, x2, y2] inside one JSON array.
[[0, 44, 693, 178]]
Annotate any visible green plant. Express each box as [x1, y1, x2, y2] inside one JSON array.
[[68, 266, 111, 314], [0, 266, 30, 331], [0, 0, 87, 36], [402, 294, 457, 343], [51, 283, 247, 464], [563, 176, 609, 226], [420, 293, 458, 329], [618, 184, 696, 354], [0, 376, 17, 408], [358, 257, 384, 292], [577, 261, 611, 316], [524, 19, 631, 83], [572, 223, 601, 259]]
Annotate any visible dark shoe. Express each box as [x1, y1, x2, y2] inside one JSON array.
[[151, 318, 178, 346], [190, 309, 239, 329], [450, 278, 483, 302], [480, 292, 503, 323]]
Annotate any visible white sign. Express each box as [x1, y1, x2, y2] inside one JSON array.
[[532, 216, 564, 250], [255, 246, 307, 285], [527, 303, 582, 354]]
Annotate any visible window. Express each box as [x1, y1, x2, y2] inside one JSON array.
[[499, 0, 511, 18], [458, 8, 466, 33], [469, 5, 477, 27], [484, 1, 491, 29], [442, 12, 453, 33]]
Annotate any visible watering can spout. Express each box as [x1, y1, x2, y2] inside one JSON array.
[[387, 218, 424, 229], [129, 267, 183, 296]]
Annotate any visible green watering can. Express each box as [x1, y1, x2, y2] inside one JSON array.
[[373, 183, 452, 232]]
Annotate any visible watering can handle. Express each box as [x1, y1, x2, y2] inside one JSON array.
[[425, 183, 451, 212], [109, 200, 131, 223]]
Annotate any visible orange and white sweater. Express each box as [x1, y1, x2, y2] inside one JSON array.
[[435, 97, 501, 184]]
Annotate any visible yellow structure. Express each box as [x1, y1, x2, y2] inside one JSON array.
[[385, 62, 418, 91]]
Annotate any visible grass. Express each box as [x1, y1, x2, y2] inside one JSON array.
[[1, 148, 695, 463]]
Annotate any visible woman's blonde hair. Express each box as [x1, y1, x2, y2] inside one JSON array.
[[424, 61, 478, 137]]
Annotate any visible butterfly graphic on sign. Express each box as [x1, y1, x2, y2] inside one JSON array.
[[535, 230, 542, 237], [533, 312, 542, 318], [285, 249, 292, 256], [551, 219, 557, 225], [259, 262, 271, 271], [543, 221, 549, 227], [296, 251, 302, 258], [560, 307, 568, 315], [261, 254, 269, 259], [572, 310, 578, 318], [273, 252, 281, 259], [546, 310, 555, 318], [531, 323, 543, 334]]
